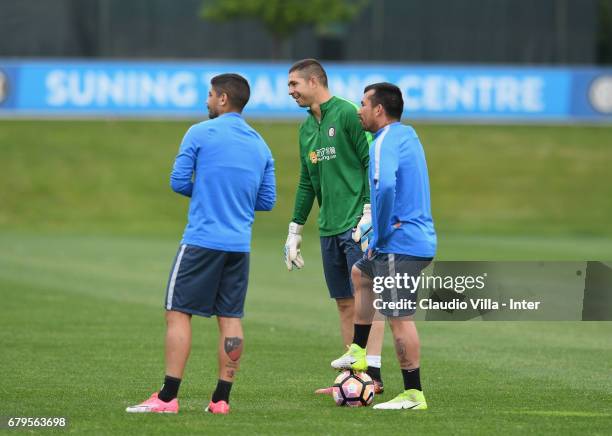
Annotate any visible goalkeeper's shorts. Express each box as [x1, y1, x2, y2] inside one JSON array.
[[320, 229, 363, 299], [164, 244, 249, 318]]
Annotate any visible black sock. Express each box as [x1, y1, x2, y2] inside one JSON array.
[[211, 379, 233, 403], [401, 367, 421, 391], [158, 375, 181, 402], [353, 324, 372, 349], [366, 366, 382, 382]]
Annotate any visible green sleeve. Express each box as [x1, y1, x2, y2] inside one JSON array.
[[291, 153, 316, 225], [344, 108, 372, 204]]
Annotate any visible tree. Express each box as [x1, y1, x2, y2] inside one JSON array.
[[598, 0, 612, 64], [200, 0, 369, 58]]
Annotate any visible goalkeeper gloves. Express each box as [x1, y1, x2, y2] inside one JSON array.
[[284, 222, 304, 271], [352, 204, 372, 252]]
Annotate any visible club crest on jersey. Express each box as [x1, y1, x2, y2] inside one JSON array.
[[328, 127, 335, 137]]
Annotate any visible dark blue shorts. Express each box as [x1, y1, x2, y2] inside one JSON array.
[[164, 244, 249, 318], [320, 229, 363, 299], [355, 253, 432, 317]]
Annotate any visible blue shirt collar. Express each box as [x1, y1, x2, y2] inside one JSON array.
[[217, 111, 243, 119], [373, 121, 401, 139]]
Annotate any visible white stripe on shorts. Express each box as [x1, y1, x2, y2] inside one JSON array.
[[388, 253, 399, 317], [166, 244, 187, 310]]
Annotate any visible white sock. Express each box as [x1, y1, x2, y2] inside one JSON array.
[[366, 355, 381, 368]]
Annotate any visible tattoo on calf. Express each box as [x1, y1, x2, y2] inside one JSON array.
[[395, 338, 409, 366], [224, 337, 243, 361]]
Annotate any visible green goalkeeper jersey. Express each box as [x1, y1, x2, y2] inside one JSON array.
[[292, 96, 371, 237]]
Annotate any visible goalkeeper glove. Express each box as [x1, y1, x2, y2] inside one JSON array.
[[284, 222, 304, 270], [352, 204, 372, 252]]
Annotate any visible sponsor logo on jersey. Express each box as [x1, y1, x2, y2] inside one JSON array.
[[309, 151, 318, 164], [328, 127, 335, 137], [309, 147, 337, 164]]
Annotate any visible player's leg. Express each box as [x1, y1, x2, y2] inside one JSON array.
[[352, 265, 376, 324], [160, 246, 195, 405], [160, 310, 192, 400], [320, 232, 356, 346], [125, 309, 190, 413], [389, 317, 420, 380], [164, 310, 192, 378], [372, 316, 427, 410], [351, 263, 385, 392], [344, 233, 385, 386], [335, 297, 355, 346], [128, 244, 223, 413], [206, 251, 249, 414], [315, 231, 357, 394], [217, 317, 243, 383], [313, 294, 354, 394], [373, 255, 432, 410], [330, 259, 374, 372], [352, 272, 386, 371], [207, 316, 243, 414]]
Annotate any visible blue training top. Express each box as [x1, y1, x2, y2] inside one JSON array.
[[369, 122, 436, 257], [170, 112, 276, 252]]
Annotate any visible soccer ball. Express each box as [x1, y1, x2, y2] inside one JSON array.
[[332, 370, 374, 407]]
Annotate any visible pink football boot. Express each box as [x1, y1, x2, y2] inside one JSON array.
[[314, 386, 334, 395], [125, 392, 179, 414], [205, 400, 230, 414]]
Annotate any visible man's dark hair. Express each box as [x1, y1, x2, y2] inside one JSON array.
[[210, 73, 250, 111], [364, 82, 404, 120], [289, 58, 328, 88]]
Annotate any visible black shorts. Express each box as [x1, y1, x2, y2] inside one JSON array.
[[320, 229, 363, 299], [354, 253, 432, 317], [164, 244, 249, 318]]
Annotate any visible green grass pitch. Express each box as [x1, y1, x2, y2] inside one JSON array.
[[1, 120, 611, 434]]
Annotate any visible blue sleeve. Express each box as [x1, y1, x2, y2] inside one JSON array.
[[255, 153, 276, 211], [371, 138, 399, 250], [170, 127, 197, 197]]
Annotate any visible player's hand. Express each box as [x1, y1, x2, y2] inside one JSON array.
[[352, 204, 372, 252], [284, 222, 304, 270]]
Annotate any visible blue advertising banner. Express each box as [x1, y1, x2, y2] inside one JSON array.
[[0, 60, 610, 121]]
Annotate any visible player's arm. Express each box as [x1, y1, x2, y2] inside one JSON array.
[[344, 106, 373, 249], [371, 137, 399, 251], [255, 153, 276, 211], [285, 153, 315, 270], [345, 106, 372, 204], [170, 127, 197, 197], [291, 154, 316, 224]]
